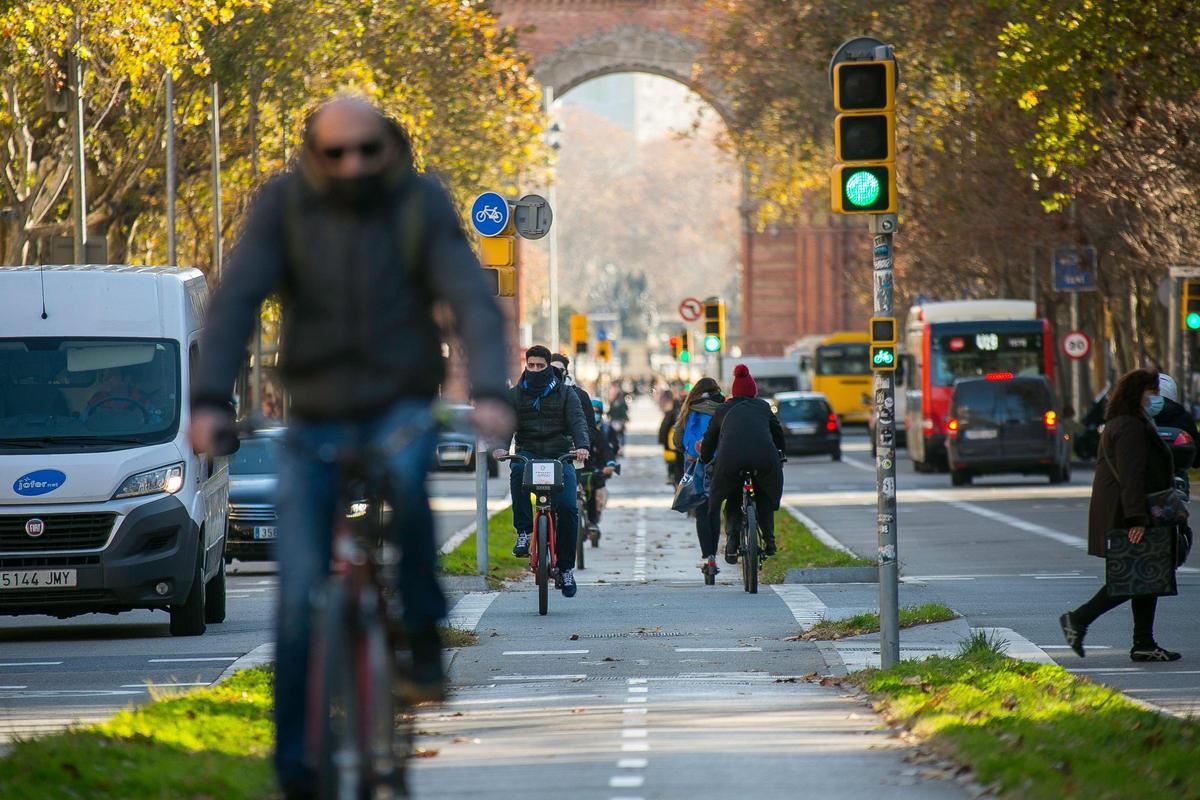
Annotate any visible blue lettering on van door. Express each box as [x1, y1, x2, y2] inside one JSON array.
[[13, 470, 67, 496]]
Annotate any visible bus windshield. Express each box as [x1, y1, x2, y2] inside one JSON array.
[[931, 330, 1043, 387], [816, 343, 870, 376]]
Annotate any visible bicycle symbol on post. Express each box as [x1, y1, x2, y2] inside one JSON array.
[[475, 206, 503, 224], [471, 191, 511, 237]]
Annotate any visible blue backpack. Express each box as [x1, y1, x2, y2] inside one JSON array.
[[682, 410, 713, 459]]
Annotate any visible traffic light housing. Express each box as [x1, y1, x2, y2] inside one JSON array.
[[596, 339, 612, 362], [477, 232, 516, 297], [569, 314, 589, 355], [831, 60, 897, 215], [1184, 281, 1200, 331], [678, 330, 693, 363], [703, 298, 726, 352], [669, 335, 682, 360]]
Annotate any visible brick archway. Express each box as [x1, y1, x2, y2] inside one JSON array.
[[494, 1, 867, 355]]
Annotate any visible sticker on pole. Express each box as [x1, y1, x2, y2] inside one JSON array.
[[1061, 331, 1091, 361], [678, 297, 702, 322], [471, 192, 510, 237]]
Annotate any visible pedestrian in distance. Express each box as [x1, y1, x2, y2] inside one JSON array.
[[1060, 367, 1182, 662], [672, 377, 726, 576], [657, 388, 683, 485], [700, 364, 786, 562]]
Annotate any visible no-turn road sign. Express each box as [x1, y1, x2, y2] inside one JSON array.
[[679, 297, 702, 322], [1061, 331, 1091, 361]]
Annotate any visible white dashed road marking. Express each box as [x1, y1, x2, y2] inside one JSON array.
[[446, 592, 499, 632]]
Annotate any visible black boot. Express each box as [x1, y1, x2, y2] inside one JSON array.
[[724, 534, 739, 565], [763, 534, 777, 557], [403, 624, 446, 703]]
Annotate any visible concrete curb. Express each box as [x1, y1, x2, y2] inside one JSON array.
[[214, 641, 274, 686], [439, 500, 513, 556], [783, 503, 862, 558], [785, 567, 879, 584]]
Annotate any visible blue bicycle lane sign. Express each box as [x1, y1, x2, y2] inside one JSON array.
[[471, 192, 510, 237]]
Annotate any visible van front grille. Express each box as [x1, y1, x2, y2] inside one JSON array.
[[0, 513, 115, 552]]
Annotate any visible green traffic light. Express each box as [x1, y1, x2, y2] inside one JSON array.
[[679, 350, 691, 363], [703, 335, 721, 352], [1187, 312, 1200, 330], [872, 348, 895, 366], [845, 170, 882, 208]]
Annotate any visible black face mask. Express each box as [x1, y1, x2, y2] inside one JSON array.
[[324, 170, 389, 209], [524, 368, 552, 391]]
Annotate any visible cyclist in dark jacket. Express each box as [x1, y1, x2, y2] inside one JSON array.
[[495, 345, 590, 597], [187, 96, 514, 798], [551, 353, 596, 431], [700, 365, 786, 562]]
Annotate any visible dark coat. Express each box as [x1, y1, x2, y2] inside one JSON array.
[[193, 121, 507, 419], [699, 396, 786, 511], [1087, 412, 1175, 557], [1154, 398, 1200, 470], [658, 403, 680, 449], [509, 378, 590, 459]]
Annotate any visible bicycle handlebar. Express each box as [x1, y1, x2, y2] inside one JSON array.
[[496, 453, 578, 465]]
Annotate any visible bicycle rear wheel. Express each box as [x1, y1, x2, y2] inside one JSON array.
[[359, 589, 406, 798], [743, 501, 758, 594], [312, 581, 360, 800], [536, 514, 550, 616], [575, 495, 587, 570]]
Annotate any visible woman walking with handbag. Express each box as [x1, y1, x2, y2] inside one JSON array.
[[1059, 368, 1182, 662], [672, 378, 725, 578]]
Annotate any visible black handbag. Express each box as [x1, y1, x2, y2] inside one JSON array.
[[1105, 527, 1179, 598], [671, 458, 709, 513]]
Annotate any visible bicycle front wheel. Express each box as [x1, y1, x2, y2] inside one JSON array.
[[359, 590, 404, 797], [536, 514, 550, 616], [312, 581, 360, 800], [743, 501, 758, 594]]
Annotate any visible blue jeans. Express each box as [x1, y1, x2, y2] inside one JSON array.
[[509, 451, 578, 571], [272, 401, 443, 785]]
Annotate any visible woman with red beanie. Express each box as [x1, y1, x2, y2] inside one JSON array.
[[699, 364, 786, 562]]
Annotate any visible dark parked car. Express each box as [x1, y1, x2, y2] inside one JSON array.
[[946, 374, 1070, 486], [435, 404, 498, 477], [225, 427, 284, 562], [772, 391, 842, 460]]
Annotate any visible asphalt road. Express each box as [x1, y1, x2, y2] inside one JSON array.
[[785, 429, 1200, 716], [0, 468, 506, 743]]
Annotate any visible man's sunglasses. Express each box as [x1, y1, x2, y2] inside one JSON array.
[[318, 139, 386, 161]]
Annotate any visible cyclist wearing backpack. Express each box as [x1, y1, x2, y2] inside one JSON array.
[[672, 377, 725, 574]]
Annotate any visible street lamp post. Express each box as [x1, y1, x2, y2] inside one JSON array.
[[545, 88, 562, 351]]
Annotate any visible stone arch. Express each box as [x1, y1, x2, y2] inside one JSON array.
[[534, 25, 733, 126]]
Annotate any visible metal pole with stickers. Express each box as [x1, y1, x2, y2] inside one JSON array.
[[830, 37, 901, 667]]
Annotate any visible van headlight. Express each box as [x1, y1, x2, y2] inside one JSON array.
[[114, 463, 186, 499]]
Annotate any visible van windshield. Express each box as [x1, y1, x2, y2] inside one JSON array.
[[0, 338, 180, 450]]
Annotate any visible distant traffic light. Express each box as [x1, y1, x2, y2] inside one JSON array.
[[1184, 281, 1200, 330], [596, 339, 612, 362], [831, 60, 897, 215], [668, 335, 682, 360], [679, 329, 693, 363], [570, 314, 589, 355], [703, 298, 726, 353]]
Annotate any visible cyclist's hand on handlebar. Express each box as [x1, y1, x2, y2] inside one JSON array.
[[473, 398, 515, 441], [574, 448, 590, 462], [492, 448, 510, 461], [188, 407, 233, 456], [603, 466, 615, 477]]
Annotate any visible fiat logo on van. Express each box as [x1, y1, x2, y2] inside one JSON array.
[[25, 518, 45, 538]]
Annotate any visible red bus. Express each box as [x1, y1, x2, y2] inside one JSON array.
[[903, 300, 1055, 472]]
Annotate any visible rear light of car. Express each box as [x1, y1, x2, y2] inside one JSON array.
[[1044, 410, 1057, 430], [826, 413, 838, 432], [947, 418, 959, 432], [985, 372, 1014, 381], [1173, 430, 1194, 447]]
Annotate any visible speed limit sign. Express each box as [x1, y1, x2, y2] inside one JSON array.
[[1061, 331, 1091, 360]]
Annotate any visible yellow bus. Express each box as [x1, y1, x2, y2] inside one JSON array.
[[793, 332, 872, 424]]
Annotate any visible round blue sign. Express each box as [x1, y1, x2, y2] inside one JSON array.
[[471, 192, 510, 237], [13, 469, 66, 497]]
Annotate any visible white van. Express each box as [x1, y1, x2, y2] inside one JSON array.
[[0, 265, 228, 635]]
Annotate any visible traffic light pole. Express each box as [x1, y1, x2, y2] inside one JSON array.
[[870, 213, 900, 669]]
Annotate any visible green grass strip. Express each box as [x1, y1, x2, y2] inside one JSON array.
[[0, 667, 275, 799], [803, 602, 958, 640], [761, 508, 871, 583], [848, 634, 1200, 798], [439, 504, 528, 583]]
